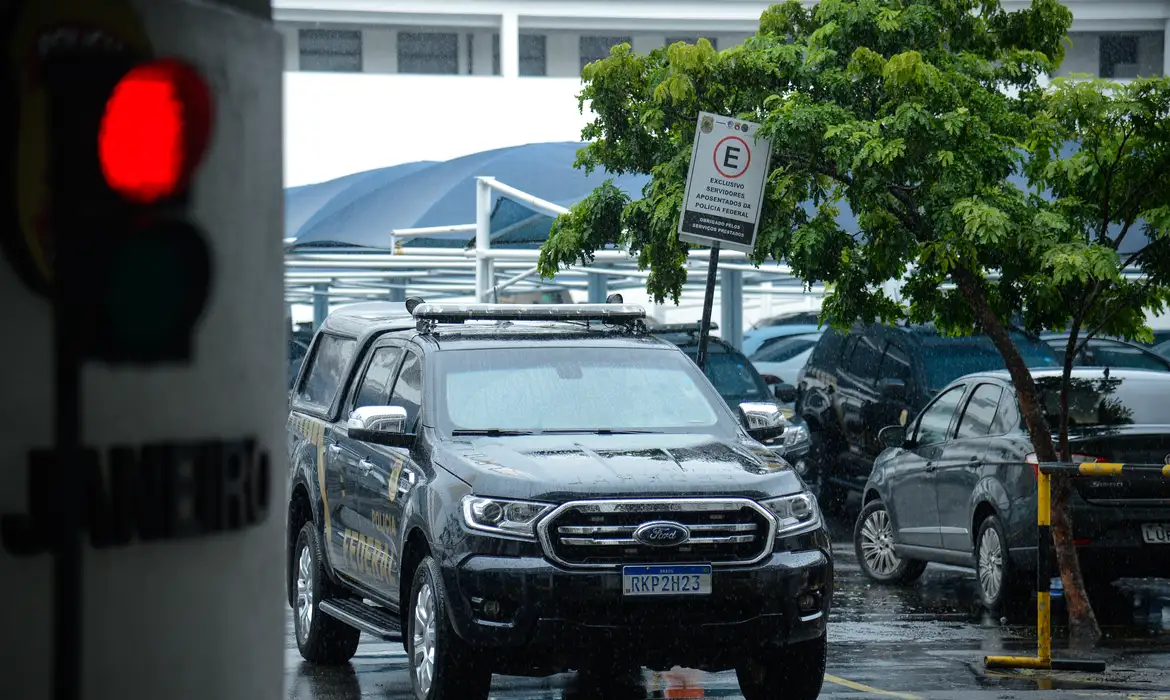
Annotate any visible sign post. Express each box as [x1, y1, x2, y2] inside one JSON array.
[[678, 112, 772, 369]]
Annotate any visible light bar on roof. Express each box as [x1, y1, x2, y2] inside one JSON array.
[[410, 303, 646, 324]]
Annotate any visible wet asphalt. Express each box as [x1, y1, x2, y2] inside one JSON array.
[[284, 517, 1170, 700]]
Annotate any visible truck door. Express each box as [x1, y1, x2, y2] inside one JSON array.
[[335, 343, 405, 592], [358, 346, 425, 607]]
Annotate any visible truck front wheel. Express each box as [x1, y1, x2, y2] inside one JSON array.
[[407, 556, 493, 700], [736, 635, 827, 700]]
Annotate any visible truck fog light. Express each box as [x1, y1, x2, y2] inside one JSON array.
[[798, 593, 818, 612], [794, 459, 808, 475], [483, 600, 502, 617]]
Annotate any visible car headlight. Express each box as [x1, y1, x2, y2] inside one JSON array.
[[783, 422, 811, 452], [761, 492, 822, 537], [461, 496, 553, 540]]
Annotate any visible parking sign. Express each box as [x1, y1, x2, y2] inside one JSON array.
[[677, 111, 772, 253]]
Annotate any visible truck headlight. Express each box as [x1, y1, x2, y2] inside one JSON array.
[[462, 496, 553, 540], [761, 492, 822, 537]]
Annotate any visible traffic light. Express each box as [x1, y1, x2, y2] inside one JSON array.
[[45, 53, 214, 364]]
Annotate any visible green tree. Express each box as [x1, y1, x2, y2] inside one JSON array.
[[538, 0, 1170, 644]]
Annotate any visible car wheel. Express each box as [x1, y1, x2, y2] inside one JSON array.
[[407, 556, 492, 700], [736, 635, 826, 700], [293, 522, 361, 664], [975, 515, 1028, 610], [854, 500, 928, 585]]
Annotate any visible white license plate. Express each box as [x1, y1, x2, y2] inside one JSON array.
[[622, 565, 712, 596], [1141, 523, 1170, 544]]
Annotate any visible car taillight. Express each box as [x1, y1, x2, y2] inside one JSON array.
[[1024, 453, 1102, 479]]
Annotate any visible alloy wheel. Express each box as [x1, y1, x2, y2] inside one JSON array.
[[412, 582, 438, 697], [978, 527, 1004, 602], [859, 508, 901, 577], [295, 545, 314, 644]]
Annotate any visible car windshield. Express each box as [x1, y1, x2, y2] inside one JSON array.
[[683, 350, 772, 403], [436, 347, 728, 433], [1035, 376, 1170, 427], [922, 333, 1059, 391]]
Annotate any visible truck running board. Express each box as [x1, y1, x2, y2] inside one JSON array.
[[319, 598, 403, 642]]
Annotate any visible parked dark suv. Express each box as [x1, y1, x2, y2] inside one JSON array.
[[796, 323, 1060, 508], [854, 368, 1170, 610], [287, 301, 832, 700]]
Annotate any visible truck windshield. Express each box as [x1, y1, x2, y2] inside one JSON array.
[[435, 347, 728, 434]]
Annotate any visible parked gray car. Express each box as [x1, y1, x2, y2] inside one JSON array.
[[854, 368, 1170, 611]]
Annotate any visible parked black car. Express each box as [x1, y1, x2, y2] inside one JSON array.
[[651, 324, 813, 483], [796, 323, 1060, 509], [854, 368, 1170, 610], [287, 301, 832, 700], [1039, 333, 1170, 372]]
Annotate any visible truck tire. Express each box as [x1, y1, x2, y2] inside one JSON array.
[[736, 635, 827, 700], [407, 556, 493, 700], [293, 522, 361, 664], [854, 500, 928, 585]]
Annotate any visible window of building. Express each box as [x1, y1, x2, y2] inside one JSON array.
[[298, 29, 362, 72], [580, 35, 632, 72], [492, 33, 548, 76], [665, 36, 718, 50], [398, 32, 459, 74], [1100, 34, 1140, 78]]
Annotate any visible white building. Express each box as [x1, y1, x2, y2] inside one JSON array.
[[279, 0, 1170, 186], [279, 1, 1170, 327]]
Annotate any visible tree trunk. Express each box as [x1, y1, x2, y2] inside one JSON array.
[[953, 268, 1101, 645], [1055, 325, 1102, 647]]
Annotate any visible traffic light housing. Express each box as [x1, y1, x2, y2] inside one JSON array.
[[45, 52, 214, 364]]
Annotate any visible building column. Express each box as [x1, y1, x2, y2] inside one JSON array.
[[500, 12, 519, 78], [720, 269, 744, 350], [389, 281, 407, 303], [587, 271, 608, 303], [312, 283, 330, 330], [1164, 19, 1170, 76]]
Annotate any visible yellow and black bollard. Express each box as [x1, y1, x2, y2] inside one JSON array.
[[985, 461, 1170, 672]]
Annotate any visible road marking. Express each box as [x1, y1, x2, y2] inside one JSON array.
[[824, 673, 923, 699]]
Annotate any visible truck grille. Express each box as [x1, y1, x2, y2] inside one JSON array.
[[537, 498, 777, 569]]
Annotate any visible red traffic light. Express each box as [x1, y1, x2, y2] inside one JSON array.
[[98, 58, 214, 204]]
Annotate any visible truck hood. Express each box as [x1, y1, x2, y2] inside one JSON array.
[[434, 432, 805, 502]]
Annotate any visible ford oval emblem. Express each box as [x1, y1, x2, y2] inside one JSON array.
[[633, 521, 691, 547]]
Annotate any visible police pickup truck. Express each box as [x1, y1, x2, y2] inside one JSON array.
[[285, 299, 833, 700]]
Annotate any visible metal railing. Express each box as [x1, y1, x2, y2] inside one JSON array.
[[984, 461, 1170, 673]]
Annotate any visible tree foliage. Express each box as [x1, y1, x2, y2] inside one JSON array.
[[539, 0, 1170, 644]]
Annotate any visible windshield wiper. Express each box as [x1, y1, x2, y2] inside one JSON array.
[[537, 429, 655, 435], [450, 429, 535, 436]]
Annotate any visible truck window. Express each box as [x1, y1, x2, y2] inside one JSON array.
[[846, 335, 882, 382], [388, 350, 423, 430], [879, 343, 912, 383], [353, 347, 405, 410], [296, 334, 357, 413]]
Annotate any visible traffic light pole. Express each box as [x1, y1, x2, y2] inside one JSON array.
[[51, 238, 84, 700]]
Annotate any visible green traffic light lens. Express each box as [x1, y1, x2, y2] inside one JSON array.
[[98, 222, 211, 360]]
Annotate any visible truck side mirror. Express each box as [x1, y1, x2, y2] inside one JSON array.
[[348, 406, 413, 447], [739, 402, 786, 442]]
